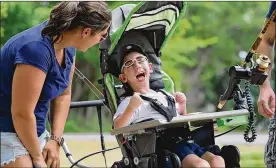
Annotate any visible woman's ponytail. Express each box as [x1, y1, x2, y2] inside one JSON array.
[[42, 1, 111, 43]]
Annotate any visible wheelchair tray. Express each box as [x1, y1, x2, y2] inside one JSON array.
[[110, 109, 249, 135]]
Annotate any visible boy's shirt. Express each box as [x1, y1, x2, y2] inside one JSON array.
[[113, 89, 178, 125]]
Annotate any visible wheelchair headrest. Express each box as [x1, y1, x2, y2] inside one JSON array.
[[99, 4, 136, 50]]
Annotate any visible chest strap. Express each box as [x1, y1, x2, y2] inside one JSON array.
[[140, 90, 177, 122]]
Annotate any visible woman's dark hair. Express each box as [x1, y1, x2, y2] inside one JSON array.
[[41, 1, 111, 43]]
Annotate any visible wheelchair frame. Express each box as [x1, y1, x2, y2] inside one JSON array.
[[61, 99, 248, 168]]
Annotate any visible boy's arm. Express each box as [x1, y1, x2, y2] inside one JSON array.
[[114, 105, 137, 128], [114, 93, 143, 128]]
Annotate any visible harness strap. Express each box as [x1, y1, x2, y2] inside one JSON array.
[[140, 90, 177, 122]]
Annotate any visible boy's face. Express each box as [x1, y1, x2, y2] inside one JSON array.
[[119, 52, 153, 92]]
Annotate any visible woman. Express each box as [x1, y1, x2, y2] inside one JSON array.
[[0, 1, 111, 167]]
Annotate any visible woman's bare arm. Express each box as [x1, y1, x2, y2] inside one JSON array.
[[11, 64, 47, 161], [49, 60, 75, 138]]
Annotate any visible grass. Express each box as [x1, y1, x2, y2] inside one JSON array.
[[60, 140, 266, 167], [60, 140, 121, 167], [238, 145, 265, 167]]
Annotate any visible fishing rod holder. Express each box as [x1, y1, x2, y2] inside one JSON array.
[[218, 53, 271, 108]]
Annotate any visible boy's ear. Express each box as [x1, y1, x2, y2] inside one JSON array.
[[119, 74, 128, 83], [149, 63, 153, 73]]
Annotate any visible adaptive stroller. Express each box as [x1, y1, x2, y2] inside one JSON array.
[[62, 1, 271, 167]]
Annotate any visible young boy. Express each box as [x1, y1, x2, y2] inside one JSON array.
[[113, 44, 225, 168]]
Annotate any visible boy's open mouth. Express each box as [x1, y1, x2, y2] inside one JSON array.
[[136, 72, 145, 82]]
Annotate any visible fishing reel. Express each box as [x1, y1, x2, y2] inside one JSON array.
[[232, 53, 270, 84], [218, 53, 271, 109]]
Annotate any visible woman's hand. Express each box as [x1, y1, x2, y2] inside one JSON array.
[[32, 156, 47, 168], [258, 84, 275, 118], [42, 140, 60, 168]]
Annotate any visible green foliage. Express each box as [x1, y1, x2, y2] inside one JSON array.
[[0, 2, 52, 46], [1, 2, 8, 38]]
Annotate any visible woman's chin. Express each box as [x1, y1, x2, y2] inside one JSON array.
[[76, 46, 88, 52]]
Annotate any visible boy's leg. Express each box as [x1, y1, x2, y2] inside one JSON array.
[[175, 142, 210, 168], [201, 151, 225, 168], [182, 154, 210, 168]]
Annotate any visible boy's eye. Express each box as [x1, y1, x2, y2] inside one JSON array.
[[124, 60, 133, 67], [136, 56, 144, 62]]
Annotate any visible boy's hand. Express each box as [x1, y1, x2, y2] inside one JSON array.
[[174, 92, 187, 115], [174, 92, 186, 105], [129, 92, 143, 110], [114, 92, 143, 129]]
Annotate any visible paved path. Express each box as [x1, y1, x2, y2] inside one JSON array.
[[64, 132, 269, 145]]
